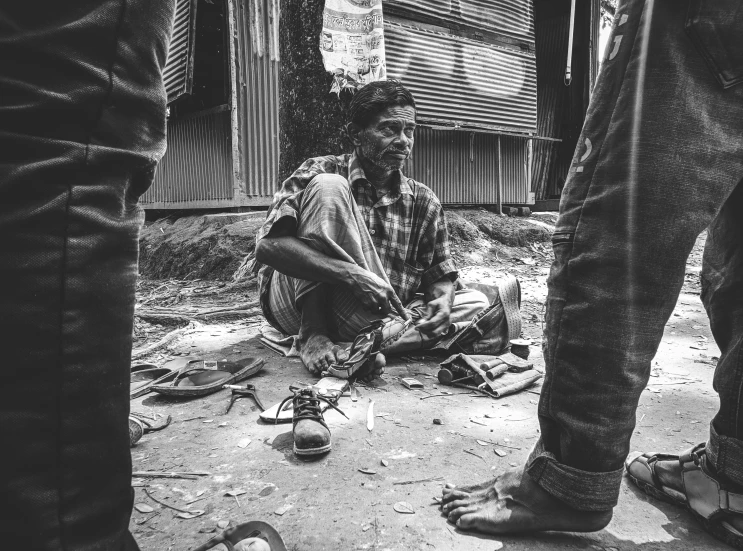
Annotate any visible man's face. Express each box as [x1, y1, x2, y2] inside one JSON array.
[[353, 105, 416, 172]]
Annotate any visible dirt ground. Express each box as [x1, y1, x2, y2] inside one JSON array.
[[129, 218, 724, 551]]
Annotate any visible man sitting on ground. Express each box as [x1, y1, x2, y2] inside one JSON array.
[[253, 80, 491, 377]]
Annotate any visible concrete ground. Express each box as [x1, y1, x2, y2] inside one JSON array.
[[130, 231, 727, 551]]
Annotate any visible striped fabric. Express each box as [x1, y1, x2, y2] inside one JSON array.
[[253, 153, 458, 309]]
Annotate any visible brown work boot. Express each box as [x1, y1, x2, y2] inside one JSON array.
[[276, 388, 348, 456]]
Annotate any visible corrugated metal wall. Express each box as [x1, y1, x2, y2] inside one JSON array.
[[163, 0, 197, 103], [234, 0, 280, 199], [405, 127, 529, 204], [384, 0, 534, 43], [144, 108, 233, 203], [531, 13, 570, 200], [385, 21, 537, 132]]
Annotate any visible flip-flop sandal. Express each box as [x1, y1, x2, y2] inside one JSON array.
[[626, 443, 743, 549], [151, 357, 264, 398], [130, 357, 197, 399], [192, 520, 287, 551]]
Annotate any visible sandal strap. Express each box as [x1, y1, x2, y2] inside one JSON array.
[[680, 444, 743, 519]]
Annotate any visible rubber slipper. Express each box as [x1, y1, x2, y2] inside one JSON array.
[[192, 520, 287, 551], [151, 357, 264, 398], [130, 357, 197, 399], [626, 443, 743, 549]]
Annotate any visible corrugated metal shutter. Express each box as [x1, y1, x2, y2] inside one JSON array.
[[163, 0, 197, 103], [404, 128, 529, 204], [143, 108, 233, 204], [385, 21, 537, 132], [384, 0, 535, 43]]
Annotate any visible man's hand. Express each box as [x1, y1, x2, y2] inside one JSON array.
[[416, 277, 455, 337], [415, 293, 452, 337], [348, 267, 411, 321]]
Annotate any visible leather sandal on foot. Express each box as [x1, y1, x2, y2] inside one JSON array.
[[275, 388, 348, 456], [151, 357, 264, 398], [192, 520, 287, 551], [626, 443, 743, 549]]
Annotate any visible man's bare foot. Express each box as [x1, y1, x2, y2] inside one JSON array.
[[440, 466, 612, 534], [298, 333, 348, 375]]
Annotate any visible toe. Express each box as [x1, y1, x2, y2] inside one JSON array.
[[456, 512, 481, 531], [448, 504, 479, 523], [442, 489, 470, 503]]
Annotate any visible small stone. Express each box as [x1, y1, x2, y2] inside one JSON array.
[[217, 520, 229, 529], [433, 418, 443, 425]]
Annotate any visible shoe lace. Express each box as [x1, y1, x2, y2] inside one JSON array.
[[274, 388, 348, 425]]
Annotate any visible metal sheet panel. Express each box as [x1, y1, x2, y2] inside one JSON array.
[[234, 0, 280, 199], [384, 0, 535, 43], [163, 0, 198, 103], [142, 108, 233, 203], [404, 127, 529, 204], [531, 13, 570, 199], [385, 22, 537, 132]]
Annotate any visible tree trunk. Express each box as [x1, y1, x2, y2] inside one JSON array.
[[279, 0, 353, 181]]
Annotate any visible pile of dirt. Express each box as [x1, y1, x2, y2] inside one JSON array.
[[139, 212, 265, 281], [447, 208, 553, 247], [139, 208, 556, 282]]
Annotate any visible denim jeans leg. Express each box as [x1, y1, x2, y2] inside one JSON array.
[[701, 180, 743, 487], [526, 0, 743, 511], [0, 2, 175, 549]]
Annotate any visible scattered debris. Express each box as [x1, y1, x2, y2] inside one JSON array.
[[144, 488, 202, 516], [393, 477, 444, 486], [393, 501, 415, 514], [258, 486, 275, 497], [274, 504, 293, 516], [464, 449, 485, 462], [367, 399, 375, 432], [134, 503, 154, 514], [132, 471, 210, 480], [401, 377, 423, 389], [176, 510, 205, 520]]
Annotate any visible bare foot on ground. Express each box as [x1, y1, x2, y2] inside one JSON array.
[[440, 466, 612, 534], [298, 333, 348, 375]]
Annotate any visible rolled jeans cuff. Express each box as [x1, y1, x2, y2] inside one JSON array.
[[708, 422, 743, 487], [526, 439, 623, 512]]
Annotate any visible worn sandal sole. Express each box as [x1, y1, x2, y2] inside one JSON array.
[[626, 472, 686, 506], [294, 443, 331, 456], [627, 454, 743, 550]]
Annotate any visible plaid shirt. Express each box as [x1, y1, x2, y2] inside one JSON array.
[[253, 153, 458, 305]]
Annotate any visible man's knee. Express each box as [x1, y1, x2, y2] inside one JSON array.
[[456, 288, 490, 310]]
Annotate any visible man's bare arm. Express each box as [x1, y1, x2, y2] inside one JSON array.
[[255, 223, 410, 319]]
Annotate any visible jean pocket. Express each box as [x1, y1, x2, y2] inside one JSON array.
[[686, 0, 743, 89]]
